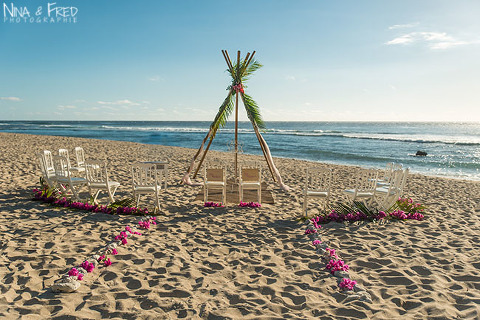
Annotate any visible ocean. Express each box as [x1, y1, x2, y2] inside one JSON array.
[[1, 121, 479, 181]]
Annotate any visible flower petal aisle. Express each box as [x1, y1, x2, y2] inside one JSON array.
[[51, 216, 157, 293]]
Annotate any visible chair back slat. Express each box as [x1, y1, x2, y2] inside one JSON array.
[[356, 168, 378, 192], [206, 168, 224, 182], [53, 155, 70, 179], [241, 168, 260, 182], [132, 163, 159, 187], [85, 160, 107, 184], [75, 147, 85, 167], [305, 167, 332, 193]]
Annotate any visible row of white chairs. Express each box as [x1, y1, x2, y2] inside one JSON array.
[[37, 148, 166, 211], [303, 162, 409, 216]]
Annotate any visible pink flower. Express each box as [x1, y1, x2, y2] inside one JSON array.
[[112, 248, 118, 255], [326, 248, 337, 258], [86, 263, 95, 273], [125, 226, 132, 233], [339, 278, 357, 290], [121, 238, 128, 245], [68, 268, 79, 277], [312, 239, 321, 246], [151, 217, 156, 220], [77, 273, 84, 281], [104, 258, 112, 266], [97, 255, 105, 262], [305, 229, 317, 235]]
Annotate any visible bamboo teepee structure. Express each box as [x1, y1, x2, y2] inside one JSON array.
[[181, 50, 289, 191]]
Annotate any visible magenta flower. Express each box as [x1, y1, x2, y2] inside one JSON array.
[[305, 229, 317, 235], [86, 263, 95, 273], [112, 248, 118, 255], [339, 278, 357, 290], [312, 239, 321, 246], [68, 268, 79, 277], [104, 258, 112, 266], [121, 238, 128, 245], [98, 255, 105, 262], [77, 273, 84, 281], [326, 248, 337, 258]]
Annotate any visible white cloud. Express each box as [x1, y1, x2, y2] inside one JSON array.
[[285, 75, 296, 81], [388, 22, 419, 30], [0, 96, 21, 101], [97, 99, 141, 106], [386, 32, 471, 50], [57, 105, 77, 110], [148, 75, 164, 82]]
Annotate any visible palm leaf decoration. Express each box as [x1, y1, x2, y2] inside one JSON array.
[[209, 57, 265, 136], [182, 50, 290, 191]]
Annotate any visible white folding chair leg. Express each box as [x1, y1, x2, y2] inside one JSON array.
[[91, 189, 101, 204], [108, 185, 119, 203]]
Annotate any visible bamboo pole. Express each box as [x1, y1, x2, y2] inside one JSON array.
[[225, 50, 233, 73], [252, 124, 276, 181], [245, 51, 256, 71], [182, 129, 211, 185], [234, 51, 241, 180], [240, 92, 276, 182], [241, 52, 251, 73], [222, 50, 233, 73], [193, 136, 214, 178]]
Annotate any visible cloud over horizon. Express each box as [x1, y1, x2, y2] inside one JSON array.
[[386, 31, 472, 50], [0, 96, 21, 101]]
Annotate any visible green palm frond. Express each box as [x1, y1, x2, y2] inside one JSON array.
[[243, 60, 263, 81], [210, 90, 235, 137], [242, 92, 265, 129]]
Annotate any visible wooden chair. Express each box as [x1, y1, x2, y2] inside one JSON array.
[[204, 161, 226, 205], [303, 167, 332, 216], [59, 148, 85, 173], [84, 160, 120, 204], [53, 155, 87, 201], [239, 163, 262, 204], [131, 162, 161, 211], [74, 147, 86, 170], [37, 150, 57, 189], [343, 168, 379, 206]]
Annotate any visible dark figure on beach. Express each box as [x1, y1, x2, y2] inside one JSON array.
[[416, 151, 427, 156]]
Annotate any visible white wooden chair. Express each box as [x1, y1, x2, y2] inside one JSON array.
[[84, 160, 120, 204], [37, 151, 56, 189], [204, 161, 226, 205], [131, 162, 161, 211], [376, 162, 395, 187], [59, 148, 85, 173], [303, 167, 332, 216], [343, 168, 379, 206], [239, 163, 262, 204], [53, 155, 87, 201], [375, 169, 404, 210], [74, 147, 86, 170]]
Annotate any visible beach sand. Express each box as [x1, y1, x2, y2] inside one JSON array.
[[1, 132, 480, 319]]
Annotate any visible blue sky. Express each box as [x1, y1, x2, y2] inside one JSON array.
[[1, 0, 479, 121]]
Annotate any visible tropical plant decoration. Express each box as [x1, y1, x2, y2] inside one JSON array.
[[182, 50, 289, 191]]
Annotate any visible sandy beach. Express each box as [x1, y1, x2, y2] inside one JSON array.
[[1, 131, 480, 319]]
